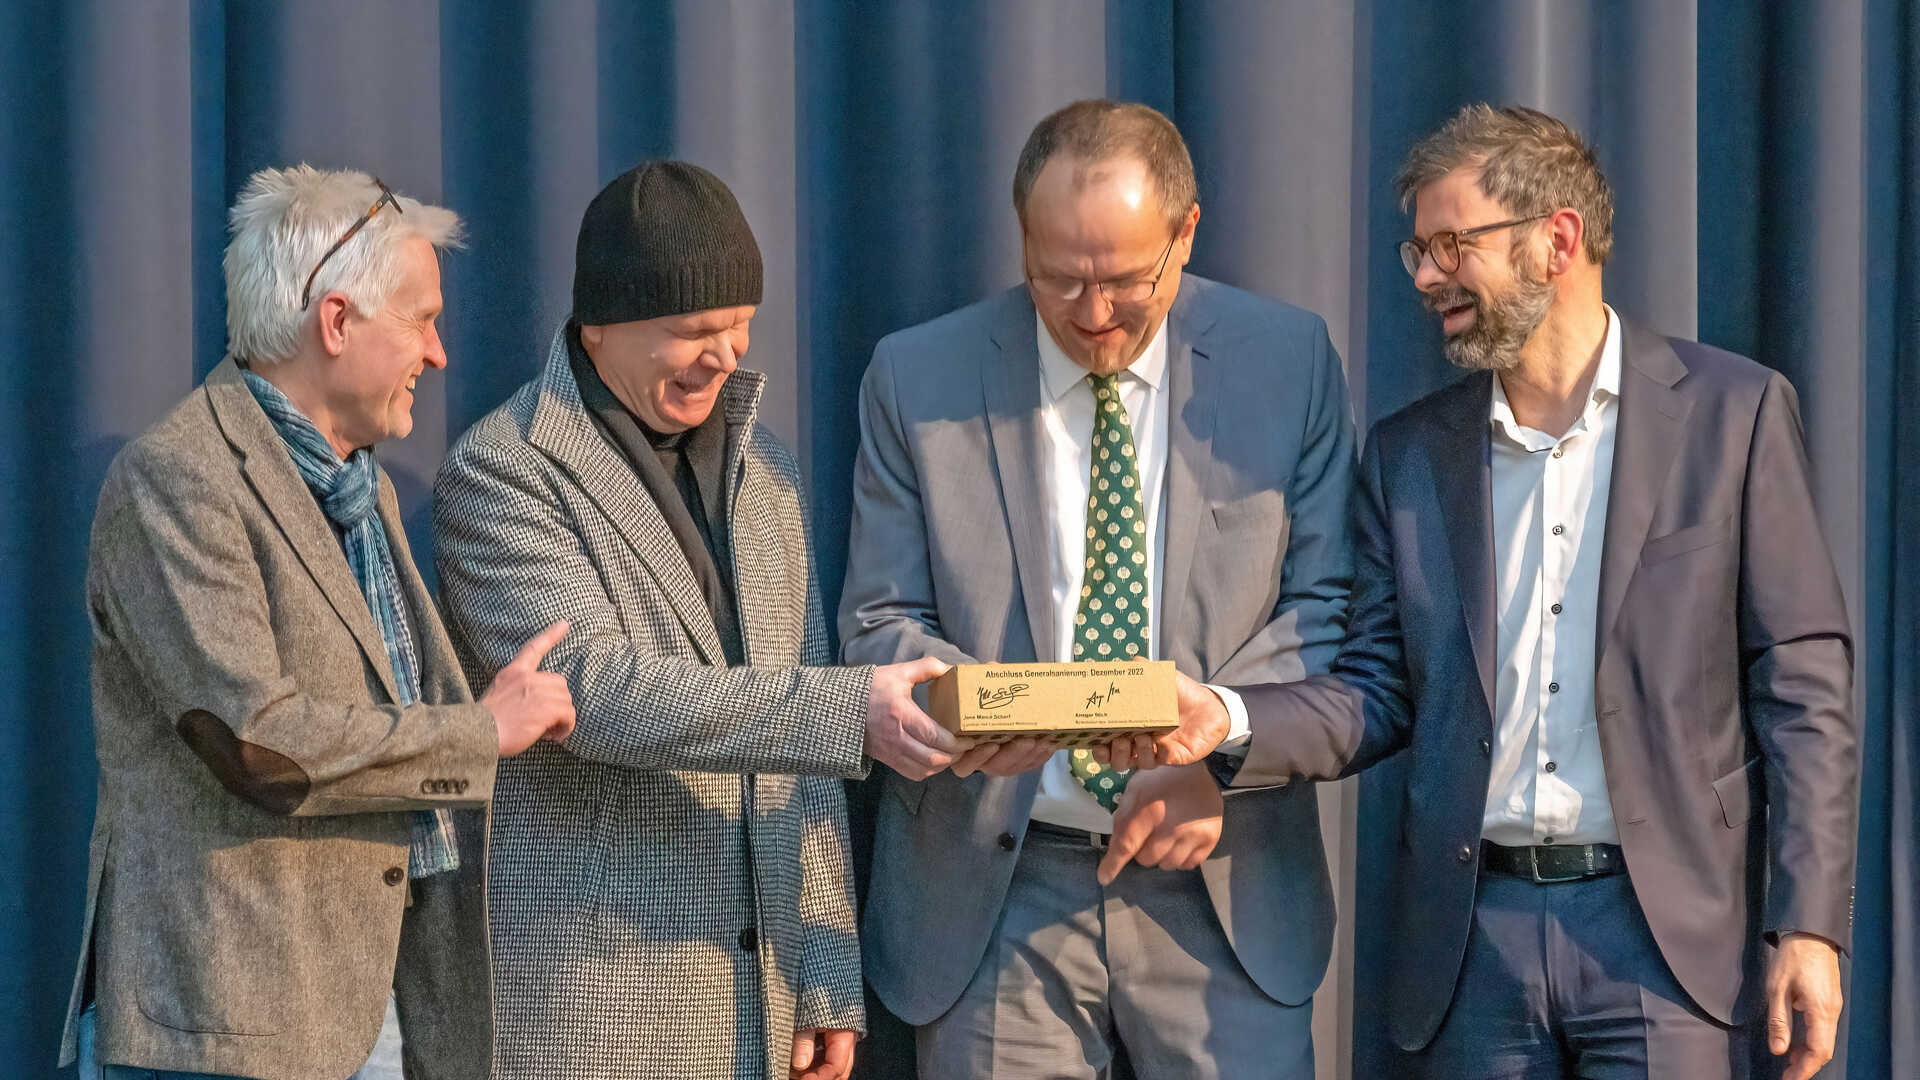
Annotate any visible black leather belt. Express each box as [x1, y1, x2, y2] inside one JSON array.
[[1481, 841, 1625, 883]]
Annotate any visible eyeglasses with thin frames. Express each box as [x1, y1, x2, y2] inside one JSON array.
[[301, 177, 403, 309], [1026, 233, 1178, 305], [1398, 212, 1549, 277]]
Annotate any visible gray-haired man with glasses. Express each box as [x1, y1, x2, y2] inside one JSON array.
[[59, 165, 575, 1080], [840, 99, 1357, 1077]]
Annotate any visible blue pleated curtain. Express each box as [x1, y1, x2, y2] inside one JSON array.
[[1, 2, 1912, 1077]]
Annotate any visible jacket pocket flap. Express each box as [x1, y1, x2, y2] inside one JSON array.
[[1642, 513, 1735, 566], [1210, 493, 1286, 532], [1712, 756, 1763, 828]]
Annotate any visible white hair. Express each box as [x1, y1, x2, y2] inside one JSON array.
[[223, 164, 464, 365]]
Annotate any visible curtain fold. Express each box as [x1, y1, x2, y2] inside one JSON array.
[[2, 2, 1910, 1076]]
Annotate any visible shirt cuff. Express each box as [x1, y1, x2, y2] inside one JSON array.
[[1203, 683, 1252, 758]]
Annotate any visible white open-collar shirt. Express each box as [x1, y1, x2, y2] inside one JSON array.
[[1482, 304, 1624, 847], [1028, 312, 1249, 833]]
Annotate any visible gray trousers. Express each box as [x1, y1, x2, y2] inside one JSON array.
[[918, 824, 1313, 1079], [1415, 871, 1749, 1079]]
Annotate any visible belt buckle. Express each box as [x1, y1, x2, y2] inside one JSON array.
[[1528, 844, 1593, 884]]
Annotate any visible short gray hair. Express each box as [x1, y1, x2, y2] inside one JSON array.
[[1012, 99, 1197, 230], [1396, 104, 1614, 266], [223, 165, 463, 365]]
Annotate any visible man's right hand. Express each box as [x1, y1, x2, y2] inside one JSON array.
[[483, 621, 577, 756], [866, 656, 967, 780], [1105, 670, 1231, 771]]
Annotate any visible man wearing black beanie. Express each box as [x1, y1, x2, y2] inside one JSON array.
[[433, 161, 962, 1080]]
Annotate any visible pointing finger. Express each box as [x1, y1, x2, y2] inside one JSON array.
[[509, 620, 570, 671]]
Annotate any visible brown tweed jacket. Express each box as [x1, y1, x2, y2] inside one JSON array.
[[433, 328, 872, 1080], [60, 359, 499, 1080]]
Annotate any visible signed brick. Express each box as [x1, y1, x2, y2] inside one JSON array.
[[926, 661, 1179, 746]]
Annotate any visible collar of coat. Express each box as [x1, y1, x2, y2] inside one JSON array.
[[528, 321, 767, 465]]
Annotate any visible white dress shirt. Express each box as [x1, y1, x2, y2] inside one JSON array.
[[1481, 304, 1624, 847], [1028, 314, 1250, 833]]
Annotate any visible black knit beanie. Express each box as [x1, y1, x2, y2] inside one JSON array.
[[572, 160, 764, 324]]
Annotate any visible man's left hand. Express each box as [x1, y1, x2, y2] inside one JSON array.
[[950, 735, 1054, 778], [1767, 932, 1843, 1080], [791, 1028, 857, 1080], [1097, 763, 1224, 885]]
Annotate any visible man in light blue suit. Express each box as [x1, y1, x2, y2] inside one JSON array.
[[839, 100, 1356, 1078]]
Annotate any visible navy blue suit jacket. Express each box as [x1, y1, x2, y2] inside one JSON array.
[[1234, 317, 1857, 1051]]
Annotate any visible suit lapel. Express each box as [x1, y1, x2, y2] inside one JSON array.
[[717, 369, 802, 665], [527, 331, 727, 664], [1157, 289, 1218, 655], [204, 361, 402, 702], [1595, 321, 1691, 663], [1427, 373, 1497, 718], [984, 293, 1058, 660]]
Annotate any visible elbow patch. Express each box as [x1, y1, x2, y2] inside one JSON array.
[[176, 709, 311, 814]]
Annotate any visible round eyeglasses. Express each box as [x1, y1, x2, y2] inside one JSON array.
[[1397, 213, 1549, 277]]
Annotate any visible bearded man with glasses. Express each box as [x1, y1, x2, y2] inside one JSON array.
[[58, 166, 576, 1080], [839, 99, 1358, 1078], [1158, 104, 1857, 1080]]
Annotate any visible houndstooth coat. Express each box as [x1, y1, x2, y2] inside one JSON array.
[[433, 328, 873, 1080]]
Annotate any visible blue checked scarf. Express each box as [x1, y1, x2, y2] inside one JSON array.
[[243, 371, 459, 877]]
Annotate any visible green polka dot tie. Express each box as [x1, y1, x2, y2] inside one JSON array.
[[1068, 373, 1149, 812]]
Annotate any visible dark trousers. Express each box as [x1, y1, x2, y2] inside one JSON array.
[[1416, 870, 1749, 1079]]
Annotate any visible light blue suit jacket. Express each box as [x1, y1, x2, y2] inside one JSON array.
[[839, 277, 1356, 1023]]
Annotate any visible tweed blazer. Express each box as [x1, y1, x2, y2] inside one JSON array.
[[434, 328, 873, 1080], [60, 359, 499, 1080]]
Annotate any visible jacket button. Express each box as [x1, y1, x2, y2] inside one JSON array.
[[383, 867, 405, 886], [998, 832, 1017, 851], [1457, 845, 1474, 864], [738, 927, 758, 952], [1479, 738, 1491, 758]]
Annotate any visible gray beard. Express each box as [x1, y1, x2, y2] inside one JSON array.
[[1437, 265, 1556, 372]]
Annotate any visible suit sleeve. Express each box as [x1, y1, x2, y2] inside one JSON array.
[[837, 337, 980, 668], [1739, 373, 1858, 952], [1209, 317, 1356, 688], [91, 446, 496, 816], [791, 773, 867, 1033], [1233, 424, 1416, 786], [433, 432, 872, 779]]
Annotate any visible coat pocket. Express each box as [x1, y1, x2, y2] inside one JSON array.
[[1712, 756, 1764, 828], [886, 769, 927, 815], [1641, 513, 1735, 566]]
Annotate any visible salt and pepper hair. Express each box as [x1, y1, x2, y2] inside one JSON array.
[[1396, 104, 1615, 266], [1013, 99, 1198, 230], [223, 164, 463, 365]]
